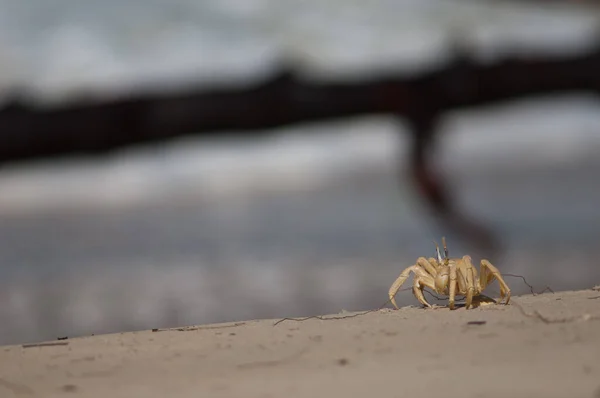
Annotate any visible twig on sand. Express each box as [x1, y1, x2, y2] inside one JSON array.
[[22, 342, 69, 348], [152, 322, 246, 332], [503, 274, 553, 295], [273, 307, 384, 326], [272, 294, 406, 326]]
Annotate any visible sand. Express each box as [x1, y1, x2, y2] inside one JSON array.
[[1, 288, 599, 398]]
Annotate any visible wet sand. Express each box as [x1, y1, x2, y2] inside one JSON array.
[[1, 287, 599, 398]]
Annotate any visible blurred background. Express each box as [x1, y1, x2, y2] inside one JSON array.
[[1, 0, 600, 345]]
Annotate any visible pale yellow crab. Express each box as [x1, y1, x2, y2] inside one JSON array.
[[388, 237, 510, 310]]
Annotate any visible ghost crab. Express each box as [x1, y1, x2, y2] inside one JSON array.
[[388, 237, 510, 310]]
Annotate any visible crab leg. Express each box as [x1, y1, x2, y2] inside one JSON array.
[[412, 275, 436, 308], [417, 257, 438, 277], [479, 260, 511, 304], [448, 262, 458, 310], [388, 259, 436, 309], [428, 258, 440, 271], [388, 265, 416, 309], [461, 255, 477, 309]]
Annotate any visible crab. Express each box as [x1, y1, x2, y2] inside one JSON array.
[[388, 237, 511, 310]]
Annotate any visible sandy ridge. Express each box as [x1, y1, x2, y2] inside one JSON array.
[[1, 288, 599, 398]]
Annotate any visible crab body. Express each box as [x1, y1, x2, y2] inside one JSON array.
[[388, 238, 510, 310]]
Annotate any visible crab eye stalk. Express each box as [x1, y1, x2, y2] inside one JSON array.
[[434, 240, 443, 264], [442, 236, 449, 259]]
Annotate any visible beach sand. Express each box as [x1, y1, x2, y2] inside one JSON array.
[[1, 287, 599, 398]]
